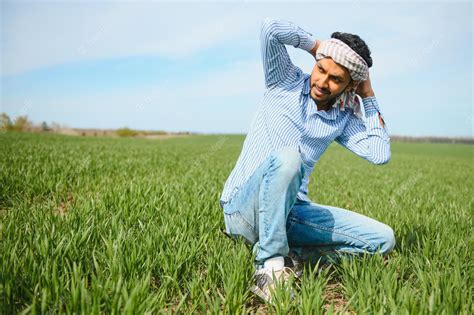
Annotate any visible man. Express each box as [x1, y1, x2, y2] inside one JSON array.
[[219, 18, 395, 302]]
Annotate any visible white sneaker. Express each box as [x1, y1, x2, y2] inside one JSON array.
[[250, 266, 295, 303]]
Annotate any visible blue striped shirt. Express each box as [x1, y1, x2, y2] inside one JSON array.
[[220, 18, 390, 205]]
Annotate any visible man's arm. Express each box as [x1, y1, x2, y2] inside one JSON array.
[[260, 18, 318, 88], [335, 95, 391, 165]]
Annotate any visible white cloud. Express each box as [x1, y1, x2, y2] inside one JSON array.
[[1, 1, 262, 75], [2, 1, 470, 77]]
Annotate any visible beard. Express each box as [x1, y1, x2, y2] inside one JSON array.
[[310, 85, 343, 108]]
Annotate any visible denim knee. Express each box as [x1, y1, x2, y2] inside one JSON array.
[[223, 211, 258, 246], [272, 146, 303, 180], [375, 224, 396, 255]]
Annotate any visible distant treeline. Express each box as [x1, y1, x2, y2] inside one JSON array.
[[0, 113, 191, 138], [1, 112, 472, 143], [390, 136, 474, 144]]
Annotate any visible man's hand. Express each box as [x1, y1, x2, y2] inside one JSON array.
[[309, 40, 321, 59], [355, 74, 385, 128], [355, 73, 375, 98]]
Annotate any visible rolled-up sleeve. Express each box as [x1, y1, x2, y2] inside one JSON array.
[[260, 18, 317, 88], [335, 96, 391, 165]]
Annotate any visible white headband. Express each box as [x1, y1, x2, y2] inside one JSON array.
[[316, 38, 369, 82]]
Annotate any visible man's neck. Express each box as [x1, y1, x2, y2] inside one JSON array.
[[316, 99, 336, 112]]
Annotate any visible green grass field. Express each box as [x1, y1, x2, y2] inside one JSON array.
[[1, 132, 472, 314]]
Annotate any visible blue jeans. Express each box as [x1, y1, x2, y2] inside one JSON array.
[[222, 146, 395, 266]]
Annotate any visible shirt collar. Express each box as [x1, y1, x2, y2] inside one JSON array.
[[303, 76, 338, 120]]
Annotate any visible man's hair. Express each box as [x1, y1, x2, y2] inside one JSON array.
[[331, 32, 373, 68]]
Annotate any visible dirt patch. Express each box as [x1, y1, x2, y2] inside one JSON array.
[[323, 281, 353, 314], [54, 191, 75, 216]]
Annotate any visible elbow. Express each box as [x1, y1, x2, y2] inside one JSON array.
[[262, 17, 276, 28], [374, 156, 391, 165], [261, 17, 277, 37], [371, 149, 391, 165]]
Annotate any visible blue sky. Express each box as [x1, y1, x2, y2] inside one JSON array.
[[1, 0, 472, 137]]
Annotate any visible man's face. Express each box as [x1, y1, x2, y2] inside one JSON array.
[[309, 57, 356, 105]]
